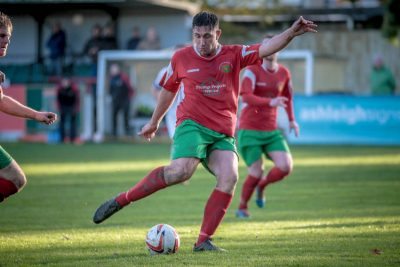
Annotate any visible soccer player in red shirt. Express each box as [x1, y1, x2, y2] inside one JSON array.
[[235, 35, 299, 218], [0, 12, 57, 203], [93, 11, 316, 252]]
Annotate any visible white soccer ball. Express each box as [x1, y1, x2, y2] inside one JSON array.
[[145, 224, 180, 255]]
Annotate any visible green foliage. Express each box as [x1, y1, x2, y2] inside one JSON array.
[[135, 105, 153, 117], [1, 143, 400, 266], [382, 0, 400, 45]]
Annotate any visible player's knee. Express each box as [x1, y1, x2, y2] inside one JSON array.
[[16, 172, 27, 189], [178, 167, 193, 181], [217, 171, 238, 192], [248, 167, 264, 178], [12, 170, 27, 189], [3, 164, 27, 190], [165, 165, 193, 184], [275, 163, 292, 176]]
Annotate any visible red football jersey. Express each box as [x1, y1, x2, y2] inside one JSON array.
[[239, 63, 295, 131], [161, 44, 261, 136]]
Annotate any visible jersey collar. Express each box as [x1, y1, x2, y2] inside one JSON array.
[[262, 61, 279, 74], [192, 44, 222, 60]]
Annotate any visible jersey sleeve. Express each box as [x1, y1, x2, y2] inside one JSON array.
[[240, 68, 271, 106], [282, 70, 295, 121], [161, 54, 181, 94], [239, 44, 262, 69], [153, 66, 167, 91]]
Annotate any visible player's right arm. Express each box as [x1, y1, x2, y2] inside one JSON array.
[[138, 89, 176, 141], [240, 68, 287, 107], [0, 94, 57, 124]]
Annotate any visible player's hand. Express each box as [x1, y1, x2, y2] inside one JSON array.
[[0, 71, 5, 83], [290, 16, 317, 37], [270, 96, 288, 108], [138, 121, 158, 141], [35, 112, 57, 125], [289, 121, 300, 137]]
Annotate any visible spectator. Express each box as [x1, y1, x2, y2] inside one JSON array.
[[56, 77, 80, 144], [82, 24, 103, 66], [370, 54, 396, 95], [82, 24, 102, 135], [126, 26, 142, 50], [101, 23, 118, 50], [108, 63, 135, 137], [46, 22, 66, 76], [137, 26, 161, 50]]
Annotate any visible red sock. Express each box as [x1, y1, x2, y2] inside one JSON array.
[[258, 167, 288, 191], [196, 189, 233, 246], [238, 175, 260, 210], [0, 177, 18, 202], [116, 166, 167, 207]]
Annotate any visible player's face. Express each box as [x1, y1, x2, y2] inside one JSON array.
[[192, 26, 221, 57], [265, 53, 277, 62], [0, 26, 11, 57]]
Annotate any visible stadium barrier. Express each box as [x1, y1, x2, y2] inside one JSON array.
[[284, 95, 400, 145]]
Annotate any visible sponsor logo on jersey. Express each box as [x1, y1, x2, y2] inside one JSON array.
[[256, 82, 267, 87], [187, 68, 200, 73], [219, 62, 233, 73], [196, 78, 227, 96]]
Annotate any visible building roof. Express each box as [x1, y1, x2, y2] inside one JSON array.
[[0, 0, 200, 16]]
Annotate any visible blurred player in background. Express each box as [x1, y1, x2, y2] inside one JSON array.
[[235, 35, 299, 218], [152, 65, 183, 139], [0, 11, 57, 202], [93, 11, 316, 252], [152, 45, 186, 139]]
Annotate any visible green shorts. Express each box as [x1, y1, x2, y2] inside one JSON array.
[[0, 145, 13, 169], [238, 129, 290, 167], [172, 120, 237, 174]]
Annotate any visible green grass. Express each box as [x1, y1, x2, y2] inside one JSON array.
[[0, 143, 399, 266]]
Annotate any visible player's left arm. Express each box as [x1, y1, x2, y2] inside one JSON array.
[[0, 94, 57, 125], [259, 16, 317, 58], [283, 74, 299, 137]]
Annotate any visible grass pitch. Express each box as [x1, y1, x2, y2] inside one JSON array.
[[0, 143, 399, 266]]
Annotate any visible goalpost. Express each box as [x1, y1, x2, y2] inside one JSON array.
[[88, 49, 313, 142]]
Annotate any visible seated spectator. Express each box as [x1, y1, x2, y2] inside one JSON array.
[[137, 26, 161, 50], [101, 23, 118, 50], [46, 22, 66, 76], [126, 26, 142, 50], [82, 24, 103, 66], [82, 24, 103, 134]]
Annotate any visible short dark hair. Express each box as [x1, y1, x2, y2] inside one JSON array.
[[192, 11, 219, 30], [0, 11, 12, 32]]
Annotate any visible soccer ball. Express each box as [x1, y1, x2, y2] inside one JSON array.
[[145, 224, 180, 255]]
